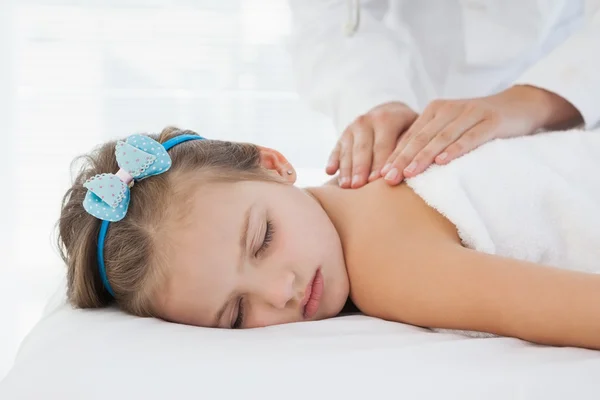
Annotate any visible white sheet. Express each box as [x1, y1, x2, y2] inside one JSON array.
[[1, 279, 600, 400]]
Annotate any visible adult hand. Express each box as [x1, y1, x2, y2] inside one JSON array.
[[327, 101, 417, 188], [380, 85, 583, 185]]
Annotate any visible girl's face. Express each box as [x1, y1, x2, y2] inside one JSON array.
[[156, 168, 349, 329]]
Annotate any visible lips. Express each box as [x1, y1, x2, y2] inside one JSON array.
[[302, 268, 324, 320]]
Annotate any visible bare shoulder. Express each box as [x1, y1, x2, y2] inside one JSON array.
[[314, 178, 459, 240], [310, 178, 462, 309], [312, 180, 600, 349], [340, 181, 460, 298]]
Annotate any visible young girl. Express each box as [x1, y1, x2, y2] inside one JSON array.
[[58, 126, 600, 349]]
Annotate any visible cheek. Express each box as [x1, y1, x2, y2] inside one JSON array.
[[246, 306, 296, 328], [274, 222, 313, 266], [270, 189, 335, 264], [277, 202, 322, 246], [286, 213, 333, 257]]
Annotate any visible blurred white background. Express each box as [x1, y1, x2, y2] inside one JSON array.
[[0, 0, 336, 379]]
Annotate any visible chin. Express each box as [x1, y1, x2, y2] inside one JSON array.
[[327, 287, 350, 318]]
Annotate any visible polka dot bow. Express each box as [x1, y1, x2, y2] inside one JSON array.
[[82, 134, 173, 222]]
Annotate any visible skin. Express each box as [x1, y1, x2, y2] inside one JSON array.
[[156, 149, 349, 328], [155, 146, 600, 350], [312, 180, 600, 350], [329, 85, 583, 189], [326, 101, 417, 188]]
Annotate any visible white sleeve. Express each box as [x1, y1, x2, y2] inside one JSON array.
[[288, 0, 420, 133], [514, 2, 600, 129]]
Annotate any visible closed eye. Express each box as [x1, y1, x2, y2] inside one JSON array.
[[232, 297, 245, 329], [256, 219, 274, 257]]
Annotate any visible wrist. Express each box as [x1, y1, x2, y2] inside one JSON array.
[[508, 85, 583, 131]]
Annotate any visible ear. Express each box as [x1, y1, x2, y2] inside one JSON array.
[[257, 146, 296, 184]]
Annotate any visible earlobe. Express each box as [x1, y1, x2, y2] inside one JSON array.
[[257, 146, 296, 183]]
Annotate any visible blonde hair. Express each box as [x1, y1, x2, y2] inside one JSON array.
[[57, 127, 277, 317]]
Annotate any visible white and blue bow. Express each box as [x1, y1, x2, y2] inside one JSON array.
[[83, 134, 173, 222]]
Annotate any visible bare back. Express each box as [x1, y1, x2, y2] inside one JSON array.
[[310, 179, 461, 306], [310, 177, 600, 350]]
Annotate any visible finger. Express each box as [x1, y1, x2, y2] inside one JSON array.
[[350, 123, 374, 188], [369, 129, 400, 182], [369, 110, 416, 182], [385, 109, 460, 183], [367, 169, 382, 182], [381, 106, 435, 177], [437, 122, 493, 164], [337, 134, 353, 188], [369, 136, 395, 182], [404, 111, 483, 177], [326, 141, 341, 175], [381, 107, 435, 175], [382, 140, 418, 185], [396, 102, 444, 147]]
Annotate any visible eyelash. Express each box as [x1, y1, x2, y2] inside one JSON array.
[[256, 219, 274, 257], [233, 220, 274, 329], [232, 298, 245, 329]]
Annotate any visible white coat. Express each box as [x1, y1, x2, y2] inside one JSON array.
[[288, 0, 600, 132]]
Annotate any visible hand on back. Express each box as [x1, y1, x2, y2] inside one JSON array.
[[326, 101, 417, 188], [330, 86, 581, 188]]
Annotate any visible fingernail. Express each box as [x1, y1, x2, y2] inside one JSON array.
[[384, 168, 398, 181], [351, 174, 360, 186], [339, 176, 350, 186], [404, 161, 417, 174], [437, 152, 448, 162], [369, 171, 378, 180], [381, 163, 392, 174], [327, 160, 335, 169]]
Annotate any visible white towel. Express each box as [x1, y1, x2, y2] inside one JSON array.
[[405, 129, 600, 338]]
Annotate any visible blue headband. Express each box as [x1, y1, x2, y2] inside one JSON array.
[[82, 133, 205, 297]]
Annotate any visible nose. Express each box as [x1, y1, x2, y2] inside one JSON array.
[[253, 270, 298, 310]]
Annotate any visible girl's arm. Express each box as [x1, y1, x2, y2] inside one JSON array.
[[349, 236, 600, 349]]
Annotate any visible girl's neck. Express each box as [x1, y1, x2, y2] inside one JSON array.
[[303, 183, 359, 242]]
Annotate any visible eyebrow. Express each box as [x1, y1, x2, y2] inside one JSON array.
[[213, 204, 252, 327]]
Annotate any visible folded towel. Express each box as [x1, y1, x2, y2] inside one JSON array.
[[406, 129, 600, 338]]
